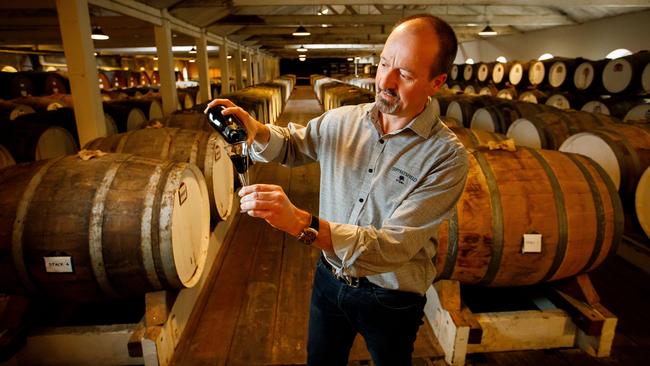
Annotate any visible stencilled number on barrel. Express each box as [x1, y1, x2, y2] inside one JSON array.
[[179, 182, 188, 206], [214, 145, 222, 161]]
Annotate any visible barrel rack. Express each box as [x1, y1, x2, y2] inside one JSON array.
[[425, 274, 617, 366], [0, 194, 240, 366]]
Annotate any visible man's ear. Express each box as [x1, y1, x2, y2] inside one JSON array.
[[427, 73, 447, 96]]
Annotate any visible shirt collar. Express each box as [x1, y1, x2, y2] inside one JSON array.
[[365, 98, 439, 139]]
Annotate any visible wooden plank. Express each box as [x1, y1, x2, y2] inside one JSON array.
[[145, 291, 177, 327], [575, 303, 617, 357], [127, 319, 146, 358], [425, 285, 470, 365], [547, 289, 606, 336], [467, 309, 576, 353], [176, 213, 262, 365], [227, 162, 292, 364], [12, 324, 141, 365]]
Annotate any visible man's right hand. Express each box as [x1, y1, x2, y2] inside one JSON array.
[[204, 98, 270, 145]]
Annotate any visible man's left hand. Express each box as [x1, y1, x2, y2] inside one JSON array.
[[239, 184, 310, 237]]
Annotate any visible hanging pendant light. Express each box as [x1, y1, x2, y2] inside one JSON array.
[[297, 45, 308, 52], [292, 25, 310, 36], [189, 46, 197, 54], [478, 24, 497, 36], [91, 26, 109, 40]]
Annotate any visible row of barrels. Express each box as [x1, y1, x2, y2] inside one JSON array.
[[97, 70, 154, 90], [322, 82, 375, 111], [0, 70, 158, 101], [0, 123, 624, 297], [434, 94, 649, 241], [0, 96, 165, 162], [343, 77, 376, 93], [441, 84, 650, 123], [0, 79, 304, 302], [200, 77, 295, 125], [311, 76, 375, 110], [0, 122, 239, 301], [450, 50, 650, 96]]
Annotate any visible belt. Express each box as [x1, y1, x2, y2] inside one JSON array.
[[320, 256, 375, 288]]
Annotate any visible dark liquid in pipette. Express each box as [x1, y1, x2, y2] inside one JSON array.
[[229, 155, 248, 174]]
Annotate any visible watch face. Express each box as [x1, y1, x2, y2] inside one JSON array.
[[299, 227, 318, 244]]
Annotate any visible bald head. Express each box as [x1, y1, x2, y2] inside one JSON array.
[[391, 14, 458, 79]]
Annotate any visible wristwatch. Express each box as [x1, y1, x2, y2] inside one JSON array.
[[297, 214, 320, 245]]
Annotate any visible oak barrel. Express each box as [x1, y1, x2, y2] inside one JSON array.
[[161, 111, 212, 132], [559, 124, 650, 207], [507, 110, 618, 149], [84, 127, 234, 221], [0, 153, 210, 301], [470, 100, 554, 133], [476, 62, 496, 83], [602, 51, 650, 94], [636, 167, 650, 239], [103, 102, 147, 132], [446, 96, 499, 127], [573, 59, 607, 93], [491, 62, 513, 85], [0, 144, 15, 169], [448, 126, 507, 148], [1, 120, 77, 162], [435, 148, 623, 286], [518, 90, 549, 104], [623, 103, 650, 123], [0, 101, 34, 121]]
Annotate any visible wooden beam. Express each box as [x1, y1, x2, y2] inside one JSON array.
[[232, 0, 650, 6], [196, 31, 211, 103], [56, 0, 107, 146], [234, 45, 243, 90], [154, 18, 179, 115], [214, 14, 575, 26], [233, 25, 385, 35], [220, 42, 230, 94]]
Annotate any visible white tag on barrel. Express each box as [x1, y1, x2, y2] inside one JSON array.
[[44, 256, 74, 273], [522, 233, 543, 254]]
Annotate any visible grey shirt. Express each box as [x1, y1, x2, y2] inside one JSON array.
[[251, 99, 469, 295]]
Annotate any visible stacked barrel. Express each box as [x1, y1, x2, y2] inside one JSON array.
[[446, 51, 650, 123], [311, 75, 375, 111], [0, 73, 290, 304]]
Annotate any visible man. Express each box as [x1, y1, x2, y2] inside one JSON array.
[[207, 14, 468, 366]]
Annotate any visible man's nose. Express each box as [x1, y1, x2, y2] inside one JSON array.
[[378, 68, 399, 91]]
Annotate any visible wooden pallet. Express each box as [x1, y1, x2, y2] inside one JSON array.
[[424, 275, 617, 366]]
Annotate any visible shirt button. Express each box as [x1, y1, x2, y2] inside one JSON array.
[[379, 139, 385, 144], [359, 198, 364, 203], [368, 168, 373, 173]]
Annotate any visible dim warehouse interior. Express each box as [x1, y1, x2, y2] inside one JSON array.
[[0, 1, 649, 365]]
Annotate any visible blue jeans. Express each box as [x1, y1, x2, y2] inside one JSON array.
[[307, 258, 426, 366]]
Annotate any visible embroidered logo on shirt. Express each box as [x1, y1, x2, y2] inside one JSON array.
[[390, 167, 417, 184]]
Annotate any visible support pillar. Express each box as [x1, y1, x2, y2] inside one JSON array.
[[55, 0, 106, 146]]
